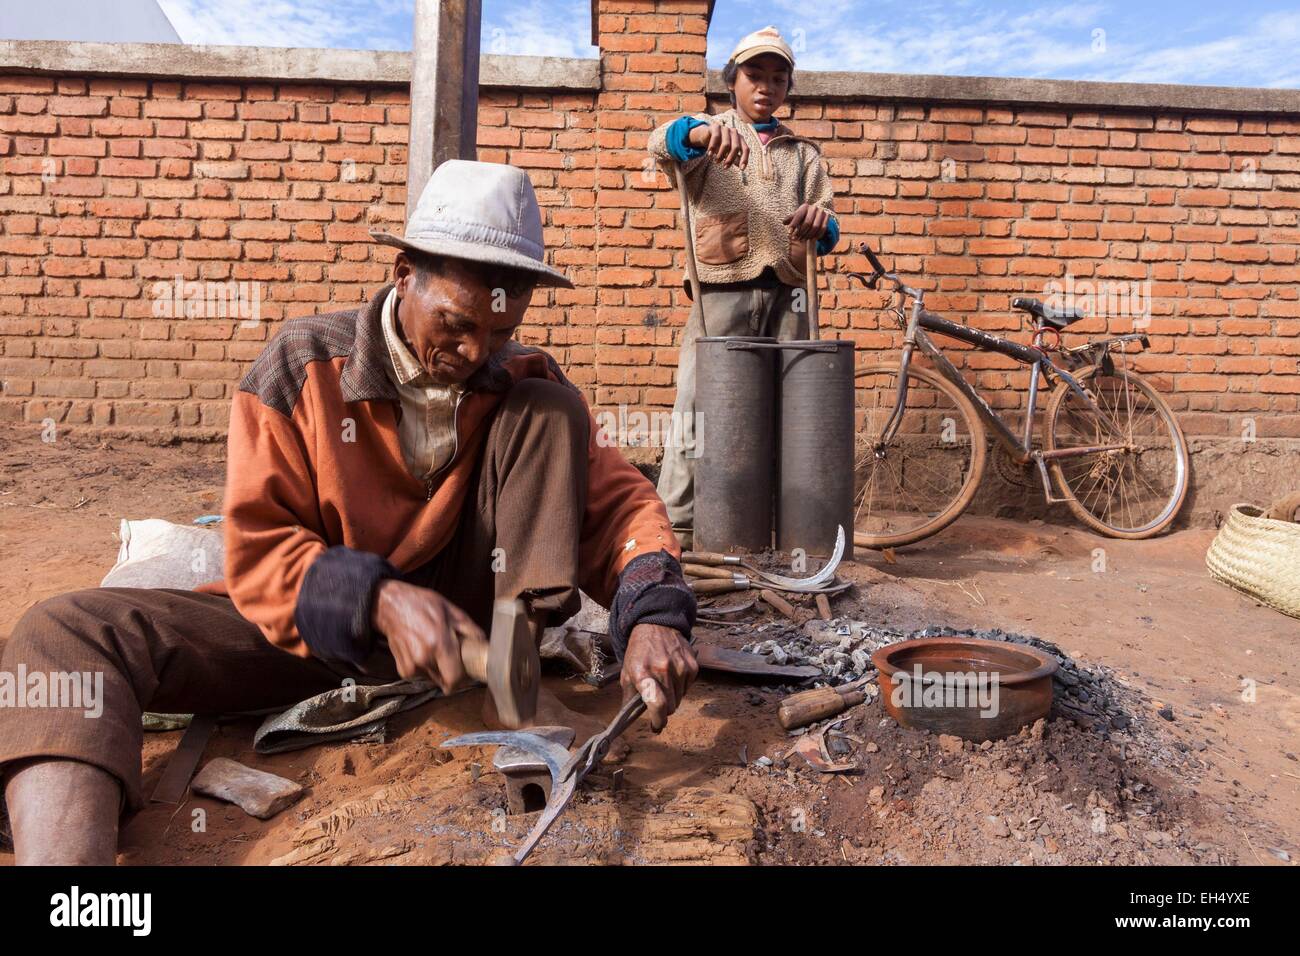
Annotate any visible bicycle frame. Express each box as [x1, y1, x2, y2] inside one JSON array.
[[876, 288, 1138, 500]]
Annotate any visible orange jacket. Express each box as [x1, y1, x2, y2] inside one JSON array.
[[200, 285, 680, 659]]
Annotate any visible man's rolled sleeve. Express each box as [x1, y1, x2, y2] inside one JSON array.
[[607, 550, 697, 660], [817, 215, 840, 256], [649, 113, 711, 169], [294, 546, 399, 664], [664, 116, 708, 163]]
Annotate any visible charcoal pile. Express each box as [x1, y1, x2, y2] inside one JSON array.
[[741, 620, 1178, 759]]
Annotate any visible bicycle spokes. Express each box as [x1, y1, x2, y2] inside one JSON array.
[[1047, 369, 1186, 535], [853, 366, 984, 546]]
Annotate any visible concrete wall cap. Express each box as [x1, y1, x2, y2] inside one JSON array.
[[0, 40, 600, 91]]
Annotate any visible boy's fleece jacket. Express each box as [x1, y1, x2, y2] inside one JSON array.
[[649, 108, 837, 288], [197, 284, 694, 664]]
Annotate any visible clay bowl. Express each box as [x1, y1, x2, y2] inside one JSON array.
[[871, 637, 1058, 742]]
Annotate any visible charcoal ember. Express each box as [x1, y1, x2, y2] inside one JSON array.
[[738, 619, 1174, 765]]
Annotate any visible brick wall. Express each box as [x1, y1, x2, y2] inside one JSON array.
[[798, 100, 1300, 440], [0, 75, 592, 432], [1, 0, 1299, 447], [589, 0, 710, 413]]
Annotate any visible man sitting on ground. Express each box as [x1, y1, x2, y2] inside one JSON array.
[[0, 161, 698, 865]]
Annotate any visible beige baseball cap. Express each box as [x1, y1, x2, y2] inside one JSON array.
[[729, 26, 795, 69]]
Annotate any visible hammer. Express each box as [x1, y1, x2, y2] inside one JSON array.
[[456, 598, 540, 729]]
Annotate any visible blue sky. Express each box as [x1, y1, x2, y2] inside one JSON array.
[[156, 0, 1300, 87]]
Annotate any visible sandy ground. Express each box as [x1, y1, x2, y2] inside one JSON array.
[[0, 430, 1296, 865]]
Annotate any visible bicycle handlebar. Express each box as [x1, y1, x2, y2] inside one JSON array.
[[849, 241, 906, 299], [862, 243, 885, 276]]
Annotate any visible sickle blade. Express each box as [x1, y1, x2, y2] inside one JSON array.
[[441, 731, 570, 784], [756, 525, 845, 590]]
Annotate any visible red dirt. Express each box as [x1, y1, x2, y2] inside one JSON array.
[[1, 430, 1296, 865]]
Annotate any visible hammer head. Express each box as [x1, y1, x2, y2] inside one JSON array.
[[486, 598, 540, 729]]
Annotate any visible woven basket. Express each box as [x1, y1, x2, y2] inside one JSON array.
[[1206, 501, 1300, 620]]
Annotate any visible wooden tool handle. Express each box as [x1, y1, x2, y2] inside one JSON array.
[[682, 550, 740, 567], [690, 579, 747, 595], [805, 243, 819, 341], [759, 588, 799, 621], [778, 684, 868, 730], [459, 633, 490, 684], [675, 162, 709, 335], [683, 563, 736, 581]]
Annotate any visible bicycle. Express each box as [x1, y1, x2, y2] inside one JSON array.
[[846, 243, 1190, 549]]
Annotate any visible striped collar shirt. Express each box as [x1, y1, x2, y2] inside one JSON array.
[[379, 288, 463, 480]]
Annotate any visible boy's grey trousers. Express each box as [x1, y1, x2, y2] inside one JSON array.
[[656, 279, 809, 531]]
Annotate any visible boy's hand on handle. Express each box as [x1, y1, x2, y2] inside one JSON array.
[[688, 122, 749, 169], [621, 623, 699, 733], [785, 203, 831, 240], [372, 578, 485, 693]]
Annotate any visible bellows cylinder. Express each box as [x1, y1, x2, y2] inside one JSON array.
[[694, 336, 777, 553], [777, 340, 855, 559]]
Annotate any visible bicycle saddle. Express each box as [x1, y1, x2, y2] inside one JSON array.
[[1011, 296, 1086, 331]]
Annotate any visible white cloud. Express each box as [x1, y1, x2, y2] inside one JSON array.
[[782, 2, 1111, 75], [722, 0, 1299, 87], [156, 0, 1299, 87], [1088, 11, 1300, 87], [158, 0, 411, 50], [159, 0, 596, 57], [482, 0, 594, 58]]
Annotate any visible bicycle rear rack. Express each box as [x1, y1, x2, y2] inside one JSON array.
[[1060, 333, 1151, 370]]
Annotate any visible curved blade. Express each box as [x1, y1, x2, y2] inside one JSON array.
[[510, 774, 579, 865], [441, 732, 570, 784], [756, 525, 845, 590], [760, 578, 853, 596]]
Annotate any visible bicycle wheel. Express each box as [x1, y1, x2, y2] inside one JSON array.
[[1044, 365, 1189, 538], [854, 362, 987, 549]]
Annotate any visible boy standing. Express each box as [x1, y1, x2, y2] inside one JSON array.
[[649, 26, 839, 542]]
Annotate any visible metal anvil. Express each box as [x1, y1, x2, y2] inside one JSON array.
[[492, 725, 575, 815]]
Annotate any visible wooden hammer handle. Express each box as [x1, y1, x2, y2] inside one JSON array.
[[458, 631, 490, 684]]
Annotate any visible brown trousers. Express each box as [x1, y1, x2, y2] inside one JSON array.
[[0, 377, 590, 811]]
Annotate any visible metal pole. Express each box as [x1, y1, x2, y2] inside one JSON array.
[[407, 0, 482, 221]]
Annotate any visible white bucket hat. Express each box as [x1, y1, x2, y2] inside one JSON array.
[[371, 160, 572, 288]]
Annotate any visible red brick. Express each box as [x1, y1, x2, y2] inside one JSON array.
[[49, 97, 108, 116], [100, 158, 157, 177]]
